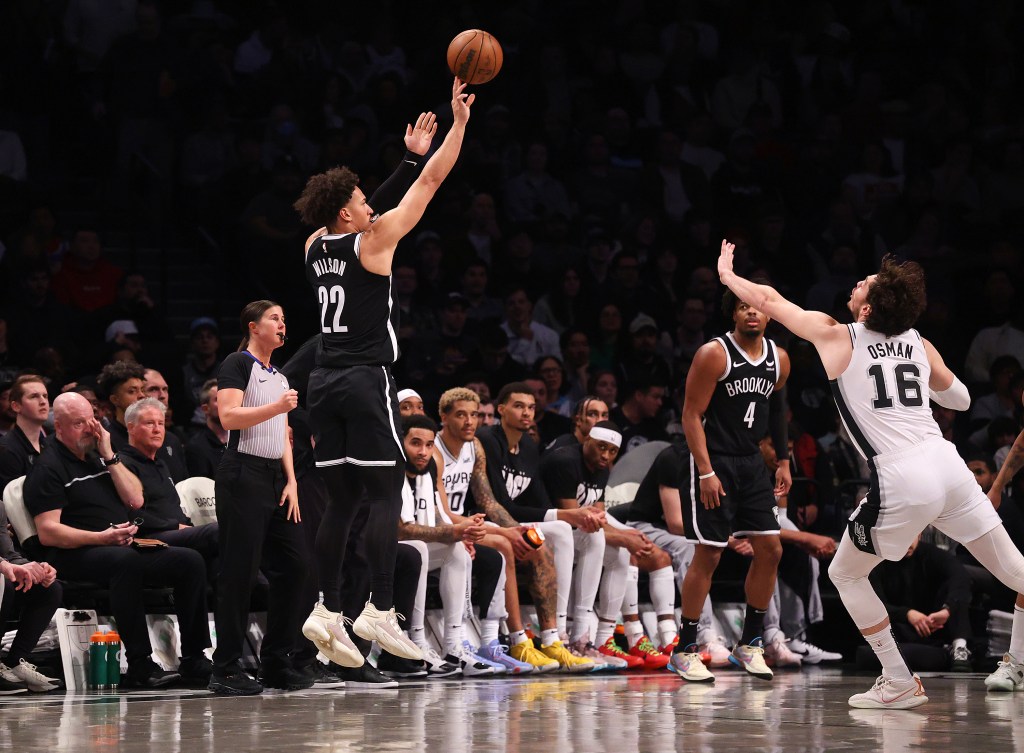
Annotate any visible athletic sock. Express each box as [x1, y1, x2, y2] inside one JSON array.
[[657, 619, 678, 648], [1010, 606, 1024, 658], [951, 637, 967, 650], [677, 617, 700, 653], [479, 619, 500, 646], [740, 605, 767, 645], [540, 628, 560, 647], [556, 612, 568, 637], [624, 619, 645, 649], [409, 625, 427, 649], [865, 626, 913, 682], [510, 629, 528, 648], [595, 618, 617, 646]]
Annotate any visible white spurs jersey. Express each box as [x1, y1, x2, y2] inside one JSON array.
[[401, 466, 439, 527], [830, 323, 941, 460], [437, 434, 474, 516]]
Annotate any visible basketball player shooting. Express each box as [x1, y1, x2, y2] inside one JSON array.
[[293, 78, 475, 666], [717, 239, 1024, 709]]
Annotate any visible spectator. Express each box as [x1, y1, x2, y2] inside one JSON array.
[[500, 286, 562, 367], [671, 296, 710, 380], [589, 303, 625, 371], [618, 314, 673, 395], [0, 500, 63, 692], [533, 266, 586, 336], [963, 310, 1024, 387], [968, 356, 1022, 447], [561, 329, 592, 405], [0, 375, 49, 490], [0, 382, 14, 436], [866, 535, 974, 673], [23, 393, 213, 688], [503, 141, 572, 226], [523, 376, 571, 451], [185, 379, 227, 479], [462, 326, 526, 399], [588, 369, 619, 410], [459, 260, 502, 325], [610, 378, 670, 455], [534, 356, 573, 419], [50, 228, 124, 314], [120, 398, 218, 560], [182, 317, 223, 427], [3, 262, 75, 367]]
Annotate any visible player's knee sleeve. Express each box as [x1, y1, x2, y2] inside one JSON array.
[[827, 547, 888, 630]]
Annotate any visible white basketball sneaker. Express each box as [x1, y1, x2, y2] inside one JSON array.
[[848, 674, 928, 709], [352, 601, 424, 661], [985, 653, 1024, 692], [787, 636, 843, 664], [302, 603, 364, 668]]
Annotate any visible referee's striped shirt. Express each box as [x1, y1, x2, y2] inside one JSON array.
[[217, 351, 289, 459]]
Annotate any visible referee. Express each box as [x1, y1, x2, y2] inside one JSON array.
[[208, 300, 309, 696]]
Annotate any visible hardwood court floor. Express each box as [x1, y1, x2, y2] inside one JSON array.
[[0, 668, 1015, 752]]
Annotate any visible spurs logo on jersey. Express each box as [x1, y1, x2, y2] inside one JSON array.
[[830, 323, 940, 459], [305, 232, 400, 367], [704, 332, 781, 455], [401, 462, 439, 528], [438, 435, 474, 516]]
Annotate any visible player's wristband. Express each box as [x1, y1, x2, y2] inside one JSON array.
[[698, 471, 716, 480], [402, 150, 421, 166]]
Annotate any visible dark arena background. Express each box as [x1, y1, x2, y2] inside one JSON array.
[[1, 1, 1024, 751]]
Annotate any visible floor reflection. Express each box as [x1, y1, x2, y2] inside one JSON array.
[[0, 670, 1020, 753]]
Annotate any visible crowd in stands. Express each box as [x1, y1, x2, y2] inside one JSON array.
[[2, 0, 1024, 689]]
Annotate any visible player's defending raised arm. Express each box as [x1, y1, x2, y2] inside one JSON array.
[[717, 240, 851, 378], [359, 78, 475, 272]]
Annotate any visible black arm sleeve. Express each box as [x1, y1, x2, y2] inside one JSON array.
[[368, 152, 421, 214], [769, 386, 789, 461]]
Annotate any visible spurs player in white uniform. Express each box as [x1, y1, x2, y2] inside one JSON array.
[[718, 241, 1024, 709]]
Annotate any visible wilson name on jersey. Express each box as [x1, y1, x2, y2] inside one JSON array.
[[306, 232, 400, 367], [831, 323, 940, 459], [704, 333, 780, 456], [438, 436, 474, 516]]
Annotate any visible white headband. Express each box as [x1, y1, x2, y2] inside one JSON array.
[[397, 389, 421, 403], [589, 426, 622, 448]]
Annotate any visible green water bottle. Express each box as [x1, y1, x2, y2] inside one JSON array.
[[90, 631, 109, 689], [106, 630, 122, 689]]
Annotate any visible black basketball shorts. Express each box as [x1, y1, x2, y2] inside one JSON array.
[[683, 452, 780, 546]]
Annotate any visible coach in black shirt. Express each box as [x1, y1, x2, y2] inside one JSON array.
[[23, 392, 213, 688], [121, 398, 218, 565]]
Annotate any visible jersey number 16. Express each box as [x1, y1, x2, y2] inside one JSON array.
[[867, 363, 923, 409]]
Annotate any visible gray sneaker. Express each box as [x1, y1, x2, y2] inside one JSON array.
[[0, 663, 28, 695], [10, 660, 63, 692]]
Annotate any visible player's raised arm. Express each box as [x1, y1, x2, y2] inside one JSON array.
[[360, 78, 475, 268], [717, 240, 850, 375]]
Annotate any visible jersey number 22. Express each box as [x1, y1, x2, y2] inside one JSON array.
[[318, 285, 348, 333]]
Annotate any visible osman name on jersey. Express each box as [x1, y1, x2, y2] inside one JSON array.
[[865, 341, 915, 360]]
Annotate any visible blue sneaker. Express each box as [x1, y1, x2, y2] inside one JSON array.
[[462, 640, 507, 675], [478, 639, 535, 674]]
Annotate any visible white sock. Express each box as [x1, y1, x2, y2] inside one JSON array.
[[570, 610, 594, 643], [1010, 605, 1024, 658], [595, 618, 617, 646], [621, 566, 640, 614], [657, 619, 678, 649], [540, 628, 560, 647], [557, 612, 568, 637], [624, 619, 645, 649], [510, 629, 528, 647], [409, 625, 427, 649], [479, 619, 500, 646], [648, 566, 676, 616], [865, 626, 913, 681]]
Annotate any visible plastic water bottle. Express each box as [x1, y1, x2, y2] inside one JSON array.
[[90, 631, 109, 689], [106, 631, 122, 689]]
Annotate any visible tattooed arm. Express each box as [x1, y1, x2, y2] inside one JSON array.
[[988, 428, 1024, 509], [398, 519, 459, 544], [470, 437, 520, 527]]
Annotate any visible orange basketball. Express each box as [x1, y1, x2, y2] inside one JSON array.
[[446, 29, 503, 85]]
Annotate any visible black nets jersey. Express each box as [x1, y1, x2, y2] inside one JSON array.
[[306, 232, 400, 368], [703, 333, 780, 457]]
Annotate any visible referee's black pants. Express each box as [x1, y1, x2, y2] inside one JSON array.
[[213, 449, 307, 671]]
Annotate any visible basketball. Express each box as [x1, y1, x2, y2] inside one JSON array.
[[446, 29, 503, 85]]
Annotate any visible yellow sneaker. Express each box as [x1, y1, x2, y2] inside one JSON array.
[[541, 640, 596, 673], [509, 638, 559, 673]]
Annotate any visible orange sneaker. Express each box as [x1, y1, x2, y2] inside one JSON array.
[[598, 636, 644, 670], [628, 635, 670, 670]]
